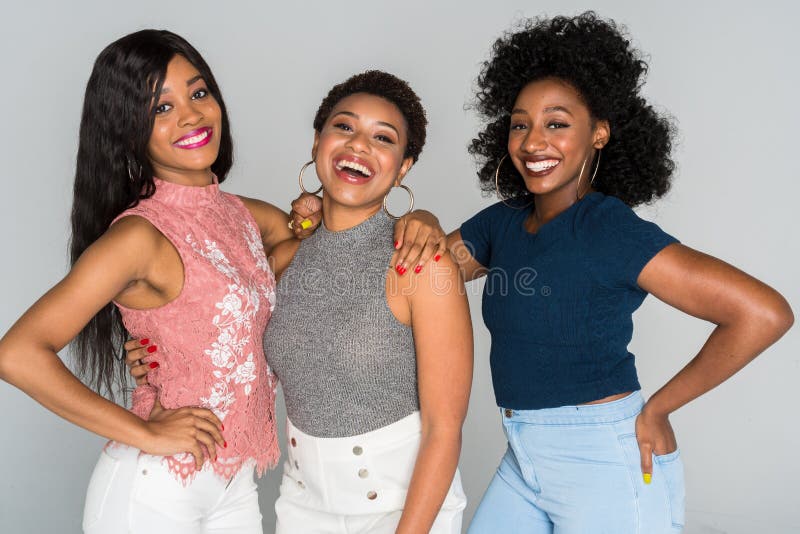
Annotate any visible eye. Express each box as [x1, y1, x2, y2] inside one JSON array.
[[510, 122, 527, 131], [547, 121, 569, 129], [333, 122, 352, 132], [191, 88, 209, 99], [375, 134, 394, 144], [154, 103, 172, 114]]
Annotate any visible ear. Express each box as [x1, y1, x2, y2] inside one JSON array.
[[311, 131, 320, 161], [393, 157, 414, 186], [593, 120, 610, 149]]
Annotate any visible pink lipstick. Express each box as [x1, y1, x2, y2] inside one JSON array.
[[173, 127, 213, 150]]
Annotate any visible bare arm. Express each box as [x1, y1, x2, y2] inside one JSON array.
[[394, 252, 473, 534], [634, 243, 793, 476], [447, 229, 488, 282], [238, 196, 294, 257], [0, 218, 223, 466], [388, 208, 489, 281], [239, 194, 322, 258]]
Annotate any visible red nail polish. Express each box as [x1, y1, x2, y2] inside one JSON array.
[[414, 265, 422, 274], [139, 338, 149, 345], [148, 362, 159, 369], [434, 254, 441, 262], [224, 441, 228, 448], [395, 264, 403, 273], [146, 345, 157, 353], [394, 240, 399, 249], [221, 423, 224, 431], [399, 267, 407, 275]]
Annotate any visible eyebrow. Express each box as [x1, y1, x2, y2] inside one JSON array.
[[511, 105, 573, 116], [160, 75, 206, 95], [331, 111, 400, 135]]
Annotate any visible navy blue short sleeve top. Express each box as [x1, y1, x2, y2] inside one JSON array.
[[460, 192, 678, 409]]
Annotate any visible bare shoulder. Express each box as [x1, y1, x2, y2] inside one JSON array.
[[237, 196, 288, 229], [237, 195, 292, 250], [105, 214, 164, 254], [401, 251, 463, 299]]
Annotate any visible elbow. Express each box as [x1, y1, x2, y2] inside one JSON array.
[[421, 419, 464, 448], [766, 295, 794, 341], [0, 343, 15, 384], [748, 292, 795, 343]]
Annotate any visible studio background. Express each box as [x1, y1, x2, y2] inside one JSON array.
[[1, 1, 797, 532]]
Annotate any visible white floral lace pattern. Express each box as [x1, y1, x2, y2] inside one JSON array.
[[186, 221, 276, 420]]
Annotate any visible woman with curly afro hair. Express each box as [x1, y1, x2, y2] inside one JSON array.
[[423, 12, 792, 533]]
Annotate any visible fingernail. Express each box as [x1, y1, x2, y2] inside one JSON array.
[[148, 362, 159, 369], [300, 219, 312, 230], [224, 441, 228, 448], [414, 265, 422, 274], [399, 267, 407, 275], [146, 345, 157, 353], [394, 240, 400, 249], [139, 338, 150, 345], [221, 423, 225, 431], [395, 264, 403, 273], [434, 254, 441, 262], [643, 473, 652, 485]]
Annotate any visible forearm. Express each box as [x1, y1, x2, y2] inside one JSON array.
[[396, 426, 462, 534], [638, 244, 794, 417], [0, 345, 151, 448], [646, 312, 791, 416]]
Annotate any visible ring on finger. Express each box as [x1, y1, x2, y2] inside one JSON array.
[[287, 219, 294, 230]]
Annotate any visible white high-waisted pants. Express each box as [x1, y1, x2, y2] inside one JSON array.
[[82, 444, 262, 534], [275, 412, 467, 534]]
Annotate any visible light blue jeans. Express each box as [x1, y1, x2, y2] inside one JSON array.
[[468, 391, 685, 534]]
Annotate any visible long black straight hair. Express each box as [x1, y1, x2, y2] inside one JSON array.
[[70, 29, 233, 398]]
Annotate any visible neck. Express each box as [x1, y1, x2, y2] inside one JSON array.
[[152, 166, 215, 187], [321, 196, 383, 232], [531, 162, 597, 223]]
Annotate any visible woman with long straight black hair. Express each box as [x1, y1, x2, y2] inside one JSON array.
[[0, 29, 317, 533]]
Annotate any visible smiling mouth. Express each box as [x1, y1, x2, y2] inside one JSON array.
[[525, 159, 560, 173], [334, 159, 373, 179], [173, 127, 213, 149]]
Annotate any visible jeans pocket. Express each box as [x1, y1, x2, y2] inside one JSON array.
[[654, 449, 686, 529], [82, 450, 120, 530]]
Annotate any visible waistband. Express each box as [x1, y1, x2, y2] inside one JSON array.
[[501, 390, 643, 425], [286, 411, 421, 456]]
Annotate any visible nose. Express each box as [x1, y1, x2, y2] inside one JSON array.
[[178, 102, 204, 128], [521, 127, 547, 153], [345, 130, 370, 154]]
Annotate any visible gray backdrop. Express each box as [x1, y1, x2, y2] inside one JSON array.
[[1, 1, 798, 532]]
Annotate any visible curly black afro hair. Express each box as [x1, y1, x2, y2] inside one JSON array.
[[471, 12, 675, 207], [313, 70, 427, 163]]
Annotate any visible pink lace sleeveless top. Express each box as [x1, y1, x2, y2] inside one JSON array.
[[111, 177, 279, 482]]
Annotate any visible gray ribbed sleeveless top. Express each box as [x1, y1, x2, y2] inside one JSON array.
[[263, 210, 418, 438]]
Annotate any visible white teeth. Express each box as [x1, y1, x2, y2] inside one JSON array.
[[336, 160, 372, 177], [175, 130, 209, 146], [525, 160, 559, 172]]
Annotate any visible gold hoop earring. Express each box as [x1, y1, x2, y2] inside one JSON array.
[[576, 149, 602, 200], [383, 184, 414, 219], [127, 157, 142, 183], [495, 154, 531, 209], [590, 149, 602, 186], [575, 156, 589, 200], [298, 160, 323, 194]]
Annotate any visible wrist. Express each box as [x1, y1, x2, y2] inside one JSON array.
[[642, 395, 671, 419], [129, 418, 156, 451]]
